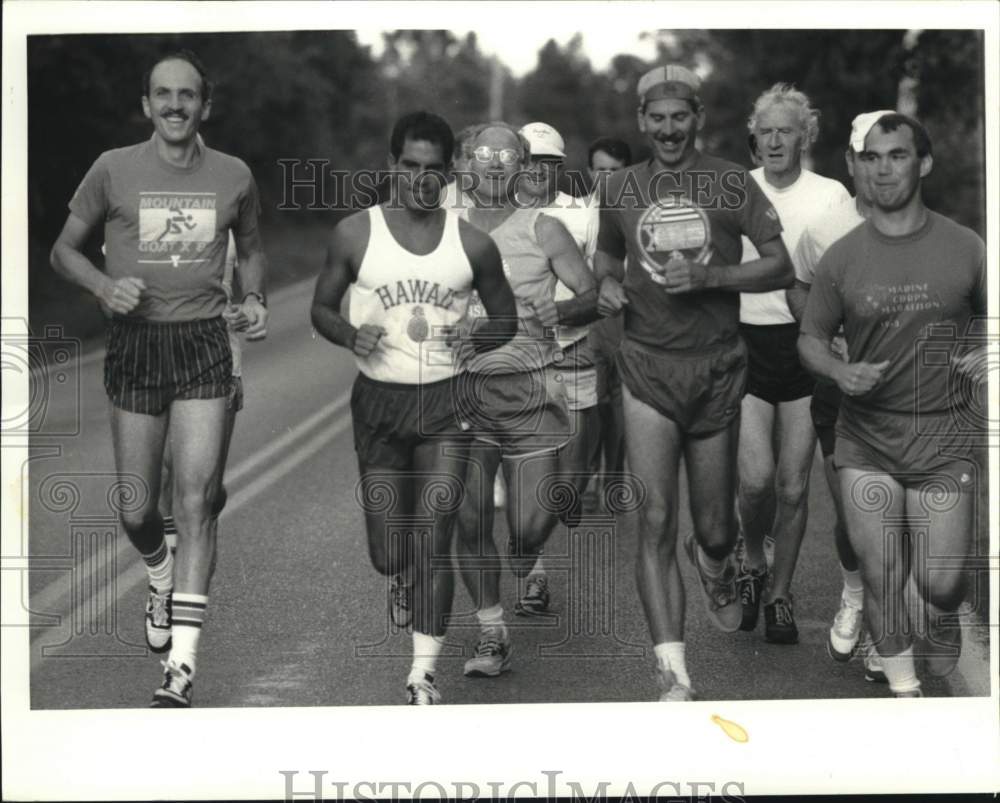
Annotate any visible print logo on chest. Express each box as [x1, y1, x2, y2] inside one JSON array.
[[138, 192, 217, 267]]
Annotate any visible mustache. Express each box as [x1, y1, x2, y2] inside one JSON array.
[[656, 133, 687, 145], [161, 111, 189, 120]]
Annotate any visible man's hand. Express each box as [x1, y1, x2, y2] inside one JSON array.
[[661, 257, 708, 294], [598, 276, 628, 317], [223, 303, 249, 332], [830, 335, 849, 362], [832, 359, 890, 396], [96, 277, 145, 315], [352, 323, 386, 357], [524, 297, 558, 328], [952, 344, 989, 386], [242, 296, 269, 341]]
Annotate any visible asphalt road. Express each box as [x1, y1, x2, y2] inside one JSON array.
[[23, 279, 990, 708]]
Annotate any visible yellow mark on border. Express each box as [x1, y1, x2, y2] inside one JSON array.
[[711, 714, 749, 743]]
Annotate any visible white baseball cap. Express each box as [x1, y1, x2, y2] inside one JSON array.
[[849, 110, 895, 152], [519, 122, 566, 158]]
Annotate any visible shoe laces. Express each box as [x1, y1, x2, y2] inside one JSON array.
[[709, 564, 737, 608], [833, 603, 862, 635], [474, 627, 507, 657], [771, 597, 794, 626], [160, 660, 192, 693], [737, 569, 762, 606], [147, 589, 171, 627], [407, 675, 439, 704], [391, 576, 410, 611], [524, 576, 548, 599]]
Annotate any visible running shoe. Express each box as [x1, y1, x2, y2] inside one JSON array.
[[860, 634, 887, 683], [656, 665, 696, 702], [682, 532, 742, 632], [764, 595, 799, 644], [406, 673, 441, 705], [389, 574, 412, 629], [737, 567, 767, 631], [145, 586, 172, 654], [151, 660, 194, 708], [827, 595, 864, 661], [514, 575, 550, 617], [463, 626, 512, 677]]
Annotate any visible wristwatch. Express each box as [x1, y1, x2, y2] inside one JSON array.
[[242, 291, 266, 307]]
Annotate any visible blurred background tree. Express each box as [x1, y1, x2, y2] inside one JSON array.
[[27, 29, 985, 339]]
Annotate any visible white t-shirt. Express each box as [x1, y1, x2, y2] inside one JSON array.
[[740, 168, 850, 325], [793, 195, 866, 284]]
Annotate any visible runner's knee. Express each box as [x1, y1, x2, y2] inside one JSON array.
[[211, 484, 228, 517], [774, 471, 809, 509]]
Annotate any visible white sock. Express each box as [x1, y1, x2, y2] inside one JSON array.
[[653, 642, 691, 688], [170, 593, 208, 676], [142, 542, 173, 594], [477, 604, 506, 631], [880, 645, 921, 694], [697, 546, 727, 578], [408, 631, 444, 683], [841, 567, 864, 609], [529, 555, 546, 577]]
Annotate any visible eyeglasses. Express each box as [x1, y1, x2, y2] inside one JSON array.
[[472, 146, 521, 165]]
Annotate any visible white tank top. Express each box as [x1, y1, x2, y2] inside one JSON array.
[[349, 206, 473, 384]]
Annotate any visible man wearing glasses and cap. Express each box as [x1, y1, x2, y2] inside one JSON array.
[[595, 65, 793, 701]]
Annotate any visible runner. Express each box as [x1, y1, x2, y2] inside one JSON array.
[[449, 121, 598, 677], [512, 121, 602, 616], [310, 111, 517, 704], [798, 113, 986, 697], [595, 65, 793, 700], [586, 137, 632, 507], [735, 84, 850, 644], [787, 110, 894, 681], [50, 50, 268, 707]]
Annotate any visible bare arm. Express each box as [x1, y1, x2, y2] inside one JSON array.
[[786, 278, 811, 323], [50, 213, 145, 314], [310, 214, 384, 356], [535, 214, 598, 327], [663, 235, 793, 295], [233, 227, 269, 340], [458, 220, 517, 353], [594, 249, 628, 317], [798, 333, 888, 396]]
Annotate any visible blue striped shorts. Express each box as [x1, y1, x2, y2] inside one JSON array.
[[104, 317, 233, 415]]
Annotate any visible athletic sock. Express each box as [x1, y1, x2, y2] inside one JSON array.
[[841, 567, 864, 609], [408, 631, 444, 684], [170, 593, 208, 676], [141, 541, 174, 594], [162, 516, 178, 554], [477, 604, 506, 635], [697, 547, 727, 578], [528, 555, 546, 578], [880, 645, 921, 694], [653, 642, 691, 688]]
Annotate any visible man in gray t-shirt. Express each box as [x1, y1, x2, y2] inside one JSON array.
[[799, 113, 986, 698], [51, 50, 268, 709]]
